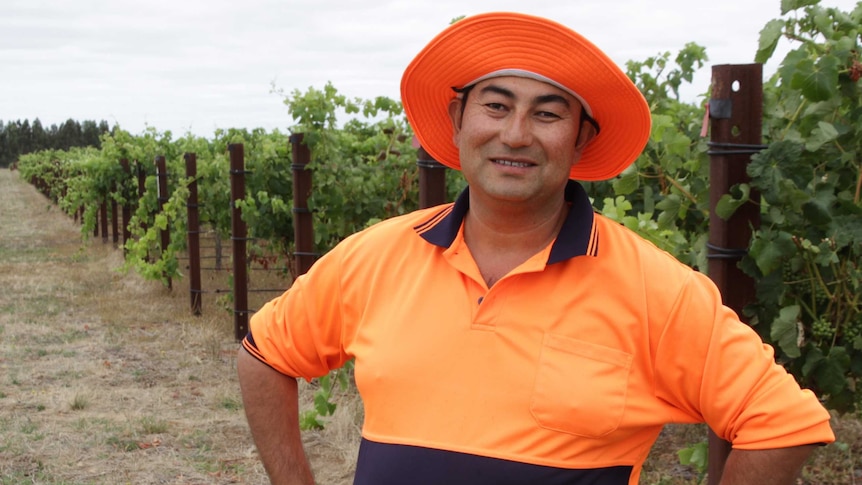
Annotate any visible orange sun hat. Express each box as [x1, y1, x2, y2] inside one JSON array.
[[400, 12, 651, 182]]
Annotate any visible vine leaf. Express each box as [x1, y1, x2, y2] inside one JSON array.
[[715, 183, 750, 220], [612, 168, 639, 196], [791, 56, 840, 102], [749, 230, 795, 275], [804, 120, 839, 151], [816, 347, 850, 396], [756, 19, 785, 64], [770, 304, 802, 358], [780, 0, 820, 15]]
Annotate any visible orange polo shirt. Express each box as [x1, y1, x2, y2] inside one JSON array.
[[243, 181, 834, 485]]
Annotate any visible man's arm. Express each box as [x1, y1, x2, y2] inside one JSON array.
[[719, 445, 818, 485], [237, 348, 315, 485]]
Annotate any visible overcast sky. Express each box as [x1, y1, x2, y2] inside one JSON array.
[[2, 0, 859, 137]]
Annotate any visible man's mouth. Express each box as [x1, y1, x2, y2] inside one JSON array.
[[493, 159, 533, 168]]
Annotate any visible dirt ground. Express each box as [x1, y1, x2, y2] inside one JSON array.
[[0, 168, 857, 484]]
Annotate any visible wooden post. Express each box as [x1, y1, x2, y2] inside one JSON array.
[[120, 159, 132, 250], [137, 161, 148, 234], [229, 144, 249, 340], [100, 200, 108, 243], [137, 161, 147, 199], [110, 182, 119, 247], [706, 63, 764, 485], [155, 155, 172, 290], [418, 146, 447, 209], [185, 153, 202, 316], [290, 133, 316, 276]]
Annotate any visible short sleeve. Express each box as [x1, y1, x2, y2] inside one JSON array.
[[655, 271, 835, 449], [241, 244, 352, 380]]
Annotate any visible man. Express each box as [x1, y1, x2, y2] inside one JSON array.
[[237, 12, 834, 485]]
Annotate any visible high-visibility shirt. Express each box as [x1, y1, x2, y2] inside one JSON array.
[[243, 181, 834, 485]]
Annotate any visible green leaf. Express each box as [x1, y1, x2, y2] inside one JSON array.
[[771, 305, 802, 358], [299, 410, 325, 431], [678, 440, 709, 475], [805, 120, 839, 151], [801, 199, 833, 225], [802, 346, 825, 377], [649, 114, 674, 143], [812, 10, 835, 38], [802, 98, 842, 118], [777, 49, 810, 90], [781, 0, 820, 15], [313, 392, 337, 417], [656, 194, 683, 229], [715, 184, 751, 220], [816, 347, 850, 395], [612, 168, 639, 196], [756, 19, 786, 64], [154, 213, 168, 231], [750, 230, 795, 275], [791, 55, 840, 102], [831, 214, 862, 249], [600, 196, 632, 222]]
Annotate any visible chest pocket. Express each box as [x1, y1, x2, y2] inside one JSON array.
[[530, 333, 633, 438]]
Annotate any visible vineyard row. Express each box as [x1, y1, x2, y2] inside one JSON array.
[[35, 134, 451, 340]]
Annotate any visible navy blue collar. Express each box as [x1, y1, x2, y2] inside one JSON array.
[[414, 180, 598, 264]]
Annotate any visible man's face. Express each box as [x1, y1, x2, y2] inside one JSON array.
[[447, 76, 591, 207]]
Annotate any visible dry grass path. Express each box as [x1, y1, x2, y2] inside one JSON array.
[[0, 168, 272, 484]]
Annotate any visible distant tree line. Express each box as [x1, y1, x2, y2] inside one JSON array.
[[0, 118, 112, 168]]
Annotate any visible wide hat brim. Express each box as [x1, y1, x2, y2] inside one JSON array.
[[400, 12, 651, 182]]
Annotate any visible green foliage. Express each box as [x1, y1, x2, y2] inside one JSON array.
[[280, 82, 420, 252], [586, 41, 711, 270], [678, 440, 708, 484], [216, 127, 295, 261], [299, 361, 354, 431], [741, 1, 862, 412]]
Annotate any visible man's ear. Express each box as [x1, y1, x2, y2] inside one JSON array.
[[574, 118, 598, 153], [447, 97, 464, 144]]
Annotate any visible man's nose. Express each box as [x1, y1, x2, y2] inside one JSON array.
[[499, 113, 533, 148]]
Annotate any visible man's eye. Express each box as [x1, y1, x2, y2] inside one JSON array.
[[485, 103, 506, 111], [536, 111, 561, 119]]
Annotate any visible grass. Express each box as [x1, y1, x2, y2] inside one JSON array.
[[70, 393, 89, 411], [139, 416, 169, 434], [218, 395, 243, 411]]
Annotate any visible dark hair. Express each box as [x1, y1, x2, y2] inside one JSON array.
[[450, 84, 600, 135], [451, 84, 476, 119]]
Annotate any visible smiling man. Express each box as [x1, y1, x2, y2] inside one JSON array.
[[237, 12, 834, 485]]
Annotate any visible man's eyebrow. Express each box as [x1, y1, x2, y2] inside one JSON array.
[[478, 84, 571, 108], [535, 94, 571, 108], [478, 84, 515, 99]]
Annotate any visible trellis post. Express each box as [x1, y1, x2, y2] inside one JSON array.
[[229, 144, 249, 340], [155, 155, 171, 289], [185, 153, 202, 316], [290, 133, 316, 276], [417, 146, 447, 208], [706, 63, 764, 485]]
